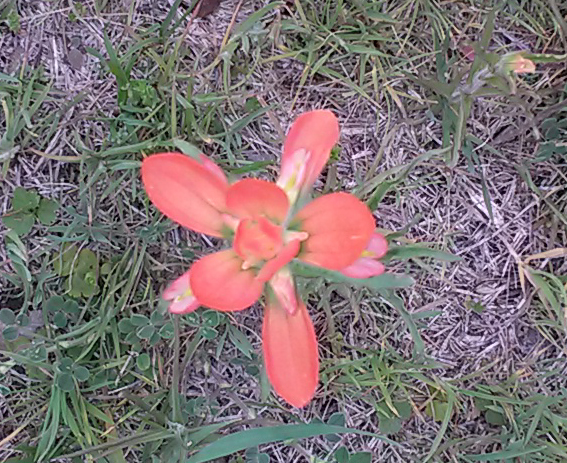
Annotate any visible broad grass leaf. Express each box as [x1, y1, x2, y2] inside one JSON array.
[[291, 261, 414, 290], [186, 423, 395, 463]]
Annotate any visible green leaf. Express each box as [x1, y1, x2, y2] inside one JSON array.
[[173, 139, 202, 160], [326, 412, 346, 443], [0, 308, 16, 325], [45, 295, 65, 312], [350, 453, 371, 463], [76, 249, 98, 271], [3, 211, 35, 235], [130, 314, 150, 326], [334, 447, 350, 463], [103, 30, 129, 88], [379, 416, 402, 435], [149, 331, 161, 346], [467, 300, 486, 314], [523, 52, 567, 63], [35, 387, 61, 461], [159, 322, 174, 339], [425, 400, 449, 422], [364, 10, 398, 23], [383, 245, 460, 263], [28, 345, 47, 362], [228, 325, 253, 359], [58, 357, 74, 372], [202, 310, 220, 328], [423, 389, 456, 462], [245, 97, 262, 113], [3, 325, 19, 341], [53, 244, 79, 276], [125, 331, 139, 344], [136, 324, 155, 340], [185, 312, 200, 326], [186, 423, 394, 463], [394, 401, 412, 420], [12, 187, 40, 212], [484, 409, 506, 426], [68, 272, 99, 298], [291, 261, 414, 290], [150, 310, 165, 324], [57, 372, 75, 391], [16, 313, 29, 327], [53, 312, 68, 329], [137, 353, 151, 371], [118, 318, 136, 333], [202, 327, 218, 340], [62, 300, 80, 315], [100, 262, 112, 275], [474, 397, 490, 412], [232, 2, 281, 37], [230, 161, 273, 175], [465, 445, 548, 461], [36, 198, 59, 225], [74, 366, 90, 382]]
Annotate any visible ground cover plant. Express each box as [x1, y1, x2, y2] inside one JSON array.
[[1, 0, 566, 462]]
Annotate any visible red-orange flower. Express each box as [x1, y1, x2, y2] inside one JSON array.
[[502, 53, 536, 74], [340, 233, 389, 279], [141, 110, 388, 407]]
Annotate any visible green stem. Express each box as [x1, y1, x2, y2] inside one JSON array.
[[171, 315, 182, 424]]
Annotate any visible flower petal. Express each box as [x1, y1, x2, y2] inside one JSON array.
[[292, 192, 375, 270], [268, 267, 298, 315], [163, 270, 200, 314], [233, 217, 283, 263], [169, 297, 200, 314], [142, 153, 228, 237], [199, 154, 229, 185], [263, 299, 318, 407], [498, 53, 537, 74], [277, 110, 339, 203], [340, 258, 385, 279], [226, 178, 289, 223], [366, 233, 389, 259], [190, 250, 263, 311], [256, 239, 301, 282]]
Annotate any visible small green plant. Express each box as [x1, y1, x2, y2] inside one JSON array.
[[44, 295, 80, 329], [5, 7, 20, 33], [0, 307, 29, 342], [2, 187, 58, 235], [334, 447, 372, 463], [535, 116, 567, 161], [244, 447, 271, 463], [55, 357, 90, 392], [118, 310, 174, 351], [185, 309, 226, 341], [474, 397, 507, 426], [377, 400, 413, 435], [68, 1, 86, 22], [53, 243, 101, 297]]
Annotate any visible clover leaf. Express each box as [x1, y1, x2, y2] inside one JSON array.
[[37, 198, 59, 225], [2, 187, 58, 236], [53, 245, 100, 297]]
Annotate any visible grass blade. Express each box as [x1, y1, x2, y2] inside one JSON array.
[[465, 446, 548, 461], [423, 387, 456, 462], [291, 261, 415, 290], [383, 245, 460, 263], [186, 423, 395, 463]]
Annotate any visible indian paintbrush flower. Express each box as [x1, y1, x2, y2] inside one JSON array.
[[141, 110, 388, 407]]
